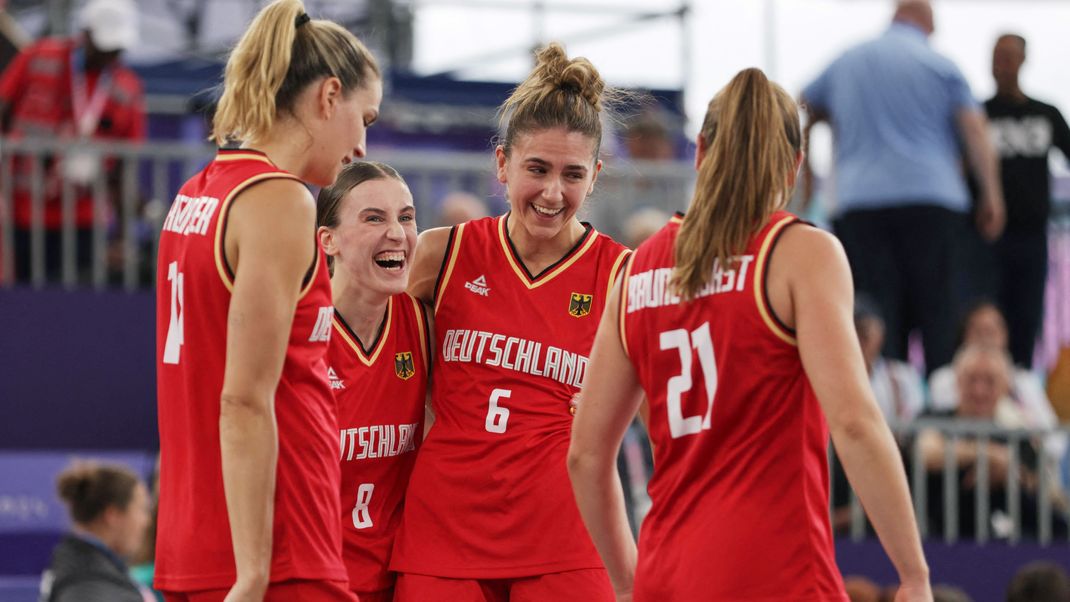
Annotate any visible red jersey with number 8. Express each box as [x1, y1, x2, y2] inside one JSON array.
[[391, 215, 630, 578], [330, 293, 430, 593], [620, 211, 847, 601], [154, 149, 347, 592]]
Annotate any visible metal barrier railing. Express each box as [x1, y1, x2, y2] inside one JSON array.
[[831, 419, 1070, 546], [0, 137, 696, 291]]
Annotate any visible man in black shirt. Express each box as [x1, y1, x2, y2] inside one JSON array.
[[985, 33, 1070, 367]]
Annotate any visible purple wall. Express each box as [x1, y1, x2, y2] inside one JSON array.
[[0, 288, 158, 450], [837, 539, 1070, 600]]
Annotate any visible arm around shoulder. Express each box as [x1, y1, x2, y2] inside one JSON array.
[[408, 226, 453, 306]]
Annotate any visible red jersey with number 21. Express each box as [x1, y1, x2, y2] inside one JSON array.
[[391, 214, 630, 578], [621, 211, 848, 601], [154, 149, 347, 592]]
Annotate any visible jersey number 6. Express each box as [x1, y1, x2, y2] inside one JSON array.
[[485, 388, 511, 434], [660, 323, 717, 439]]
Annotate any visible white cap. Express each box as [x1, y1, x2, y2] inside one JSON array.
[[81, 0, 139, 52]]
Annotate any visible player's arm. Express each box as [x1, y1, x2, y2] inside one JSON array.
[[957, 108, 1005, 241], [407, 227, 451, 306], [568, 278, 643, 601], [219, 178, 317, 600], [782, 226, 931, 601]]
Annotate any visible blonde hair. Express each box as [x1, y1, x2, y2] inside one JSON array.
[[211, 0, 380, 145], [672, 68, 801, 300], [498, 42, 615, 159]]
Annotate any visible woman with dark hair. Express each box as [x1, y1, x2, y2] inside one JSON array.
[[316, 161, 430, 602], [568, 68, 931, 601], [41, 462, 152, 602]]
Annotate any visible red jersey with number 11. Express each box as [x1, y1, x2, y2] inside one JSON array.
[[621, 211, 847, 601], [391, 214, 630, 578], [154, 149, 347, 592]]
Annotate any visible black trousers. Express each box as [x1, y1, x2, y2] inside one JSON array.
[[969, 228, 1049, 368], [835, 205, 970, 375], [14, 227, 94, 284]]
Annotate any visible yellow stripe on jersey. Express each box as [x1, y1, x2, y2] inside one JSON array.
[[753, 215, 798, 346], [618, 256, 636, 359], [333, 296, 394, 367], [212, 172, 302, 293], [496, 216, 600, 290], [214, 152, 275, 165], [408, 293, 430, 374], [606, 249, 631, 301], [434, 224, 465, 315], [669, 214, 684, 225]]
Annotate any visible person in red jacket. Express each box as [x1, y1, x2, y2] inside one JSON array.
[[569, 68, 932, 602], [316, 161, 430, 602], [0, 0, 144, 283], [154, 1, 382, 600]]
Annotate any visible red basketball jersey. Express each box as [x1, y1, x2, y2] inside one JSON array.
[[154, 149, 347, 592], [391, 215, 630, 578], [621, 211, 847, 601], [329, 293, 430, 593]]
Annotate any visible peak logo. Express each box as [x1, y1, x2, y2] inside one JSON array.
[[328, 367, 345, 390], [465, 275, 490, 296]]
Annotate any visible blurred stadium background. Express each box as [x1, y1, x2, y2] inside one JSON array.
[[1, 1, 1068, 601]]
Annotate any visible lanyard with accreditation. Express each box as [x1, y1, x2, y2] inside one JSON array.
[[62, 44, 115, 186]]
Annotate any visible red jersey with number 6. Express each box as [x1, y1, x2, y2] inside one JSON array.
[[620, 211, 847, 601], [329, 293, 430, 593], [391, 214, 630, 578], [154, 149, 347, 592]]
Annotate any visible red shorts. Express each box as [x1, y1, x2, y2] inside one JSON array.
[[163, 579, 357, 602], [394, 569, 613, 602]]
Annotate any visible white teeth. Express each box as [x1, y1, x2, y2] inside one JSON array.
[[533, 204, 563, 216], [375, 252, 405, 262]]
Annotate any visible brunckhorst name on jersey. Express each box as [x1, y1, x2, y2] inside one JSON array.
[[626, 255, 755, 314], [340, 423, 419, 462], [161, 194, 220, 237], [441, 328, 588, 389]]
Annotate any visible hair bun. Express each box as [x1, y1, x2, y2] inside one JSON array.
[[533, 42, 605, 111], [56, 463, 94, 504]]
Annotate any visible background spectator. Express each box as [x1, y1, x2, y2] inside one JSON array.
[[800, 0, 1004, 375], [918, 344, 1068, 539], [434, 190, 489, 227], [622, 206, 670, 249], [855, 295, 925, 425], [979, 33, 1070, 369], [40, 461, 153, 602], [1006, 561, 1070, 602], [928, 301, 1065, 474], [0, 0, 144, 283]]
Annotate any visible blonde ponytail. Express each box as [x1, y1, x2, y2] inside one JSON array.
[[212, 0, 380, 145], [672, 68, 801, 300]]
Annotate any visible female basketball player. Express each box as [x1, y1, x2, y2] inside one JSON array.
[[390, 43, 631, 601], [317, 162, 430, 602], [568, 68, 932, 601], [154, 1, 381, 600]]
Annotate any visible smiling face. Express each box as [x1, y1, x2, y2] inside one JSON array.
[[496, 126, 601, 245], [320, 177, 417, 297], [308, 77, 383, 187]]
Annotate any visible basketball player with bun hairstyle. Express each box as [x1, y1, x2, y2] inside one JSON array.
[[316, 162, 431, 602], [154, 1, 381, 600], [568, 68, 932, 601], [391, 43, 631, 601]]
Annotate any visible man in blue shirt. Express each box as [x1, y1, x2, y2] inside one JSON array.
[[801, 0, 1004, 374]]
